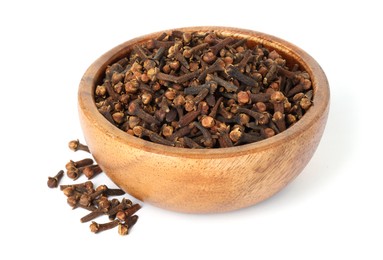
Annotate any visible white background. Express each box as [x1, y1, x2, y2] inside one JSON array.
[[1, 1, 382, 259]]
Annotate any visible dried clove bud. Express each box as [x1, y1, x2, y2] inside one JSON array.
[[90, 220, 119, 234], [68, 139, 90, 153], [83, 165, 103, 179], [65, 158, 94, 171], [118, 215, 139, 236], [47, 170, 64, 188]]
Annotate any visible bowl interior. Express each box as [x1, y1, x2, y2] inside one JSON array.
[[80, 26, 329, 158]]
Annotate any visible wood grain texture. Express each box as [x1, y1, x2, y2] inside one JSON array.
[[78, 26, 330, 213]]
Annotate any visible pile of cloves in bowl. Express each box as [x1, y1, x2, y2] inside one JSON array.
[[94, 30, 313, 148], [47, 30, 315, 235], [47, 139, 141, 236]]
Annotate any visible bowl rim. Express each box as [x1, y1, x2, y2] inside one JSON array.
[[78, 26, 330, 159]]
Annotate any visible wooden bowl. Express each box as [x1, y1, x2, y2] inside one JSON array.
[[78, 26, 330, 213]]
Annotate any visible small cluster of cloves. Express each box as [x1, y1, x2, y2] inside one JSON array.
[[65, 158, 101, 180], [61, 181, 140, 235], [94, 30, 313, 148], [47, 140, 140, 235]]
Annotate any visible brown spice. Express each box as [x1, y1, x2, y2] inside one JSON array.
[[68, 139, 90, 153], [65, 158, 94, 171], [93, 31, 313, 148], [90, 220, 119, 234], [47, 170, 64, 188], [83, 165, 103, 179], [49, 140, 141, 236]]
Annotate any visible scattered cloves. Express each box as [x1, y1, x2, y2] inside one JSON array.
[[50, 140, 141, 236], [118, 215, 139, 236], [96, 185, 125, 196], [65, 158, 94, 171], [83, 165, 103, 179], [68, 139, 90, 153], [60, 181, 94, 191], [81, 208, 107, 223], [90, 219, 120, 234], [47, 170, 64, 188]]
